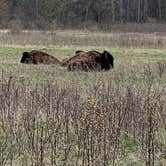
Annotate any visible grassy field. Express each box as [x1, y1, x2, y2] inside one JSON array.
[[0, 46, 166, 80], [0, 45, 166, 165]]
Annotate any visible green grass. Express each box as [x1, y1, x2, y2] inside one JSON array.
[[0, 46, 165, 90], [0, 46, 166, 63], [0, 46, 165, 86]]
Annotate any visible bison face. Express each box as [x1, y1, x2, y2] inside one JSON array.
[[101, 50, 114, 70], [20, 52, 31, 63]]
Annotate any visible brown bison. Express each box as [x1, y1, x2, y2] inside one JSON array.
[[66, 50, 114, 71], [20, 50, 61, 65]]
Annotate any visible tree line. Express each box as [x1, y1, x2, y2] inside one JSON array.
[[0, 0, 166, 30]]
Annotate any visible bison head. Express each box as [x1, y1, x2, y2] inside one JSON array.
[[100, 50, 114, 70], [20, 52, 31, 63]]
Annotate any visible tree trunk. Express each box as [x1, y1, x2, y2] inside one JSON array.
[[158, 0, 162, 20], [137, 0, 141, 22], [120, 0, 123, 23], [111, 0, 115, 23]]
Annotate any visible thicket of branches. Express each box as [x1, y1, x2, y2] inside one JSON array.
[[0, 62, 166, 165], [0, 0, 166, 30]]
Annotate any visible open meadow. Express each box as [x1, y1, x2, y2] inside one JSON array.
[[0, 31, 166, 165]]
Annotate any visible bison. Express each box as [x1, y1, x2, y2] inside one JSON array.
[[20, 50, 61, 65], [66, 50, 114, 71]]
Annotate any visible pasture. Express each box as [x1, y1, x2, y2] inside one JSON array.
[[0, 35, 166, 165]]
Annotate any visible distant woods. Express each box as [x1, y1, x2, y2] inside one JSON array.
[[0, 0, 166, 30]]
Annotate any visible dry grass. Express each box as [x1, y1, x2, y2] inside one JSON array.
[[0, 30, 166, 48], [0, 63, 165, 165]]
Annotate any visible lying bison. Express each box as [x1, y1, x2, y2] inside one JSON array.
[[66, 50, 114, 71], [20, 50, 61, 65]]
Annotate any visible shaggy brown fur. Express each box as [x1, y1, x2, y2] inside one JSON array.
[[61, 50, 85, 66], [20, 50, 61, 65], [67, 59, 100, 71], [67, 51, 100, 71], [66, 50, 114, 71]]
